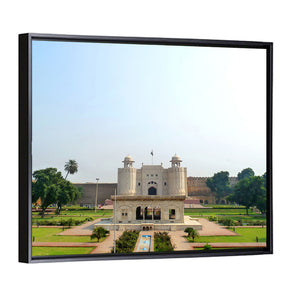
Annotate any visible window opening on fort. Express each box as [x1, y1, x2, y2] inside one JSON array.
[[153, 207, 161, 220], [169, 209, 176, 219], [136, 206, 143, 220], [144, 207, 153, 220]]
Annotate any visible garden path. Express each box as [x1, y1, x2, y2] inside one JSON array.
[[196, 218, 239, 236], [91, 231, 122, 254], [57, 218, 102, 236]]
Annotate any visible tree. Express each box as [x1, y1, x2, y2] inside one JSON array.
[[91, 227, 109, 242], [184, 227, 199, 241], [56, 181, 81, 215], [32, 168, 63, 217], [237, 168, 255, 181], [184, 227, 194, 236], [227, 176, 266, 215], [190, 229, 199, 242], [262, 172, 267, 188], [64, 159, 78, 179], [256, 173, 267, 215], [256, 196, 267, 215], [206, 171, 231, 203], [32, 168, 81, 217]]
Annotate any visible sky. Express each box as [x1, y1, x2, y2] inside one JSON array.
[[32, 40, 266, 183]]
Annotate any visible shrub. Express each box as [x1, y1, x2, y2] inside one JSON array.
[[91, 227, 109, 242], [208, 216, 218, 222], [217, 218, 235, 227], [33, 219, 58, 226], [236, 219, 243, 226], [184, 227, 194, 236], [74, 220, 81, 225], [203, 243, 212, 250], [154, 232, 174, 252], [112, 230, 140, 253]]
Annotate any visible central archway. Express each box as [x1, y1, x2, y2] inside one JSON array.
[[148, 186, 157, 195]]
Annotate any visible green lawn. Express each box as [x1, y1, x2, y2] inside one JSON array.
[[185, 208, 266, 226], [32, 227, 107, 243], [224, 215, 266, 222], [186, 227, 266, 243], [190, 214, 266, 222], [32, 246, 96, 256], [184, 208, 256, 216]]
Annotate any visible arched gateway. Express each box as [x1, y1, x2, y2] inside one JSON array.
[[148, 186, 157, 195]]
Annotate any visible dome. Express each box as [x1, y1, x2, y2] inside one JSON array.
[[170, 154, 182, 162], [123, 155, 134, 162]]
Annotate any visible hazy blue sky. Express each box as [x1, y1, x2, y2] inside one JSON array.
[[32, 40, 266, 183]]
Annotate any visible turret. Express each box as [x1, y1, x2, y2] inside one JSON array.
[[168, 154, 187, 196], [170, 154, 182, 167], [117, 155, 136, 195]]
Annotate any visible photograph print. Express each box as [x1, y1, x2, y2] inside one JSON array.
[[29, 36, 271, 259]]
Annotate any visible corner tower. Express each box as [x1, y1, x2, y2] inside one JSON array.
[[117, 155, 137, 195], [167, 154, 187, 196]]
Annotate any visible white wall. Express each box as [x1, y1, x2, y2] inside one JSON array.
[[1, 1, 299, 299]]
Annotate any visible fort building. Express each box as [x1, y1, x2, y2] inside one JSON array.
[[95, 154, 202, 231], [74, 176, 237, 208], [74, 156, 238, 208]]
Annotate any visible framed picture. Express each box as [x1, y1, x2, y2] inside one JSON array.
[[19, 33, 273, 263]]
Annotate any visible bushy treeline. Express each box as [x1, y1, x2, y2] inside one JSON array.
[[113, 230, 140, 253], [33, 217, 94, 227], [32, 168, 82, 217], [208, 216, 266, 227], [206, 168, 267, 214], [154, 232, 174, 252]]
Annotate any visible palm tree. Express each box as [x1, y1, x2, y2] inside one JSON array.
[[64, 159, 78, 179]]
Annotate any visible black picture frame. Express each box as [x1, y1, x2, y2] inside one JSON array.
[[19, 33, 273, 263]]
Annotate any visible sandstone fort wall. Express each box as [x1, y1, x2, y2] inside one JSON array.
[[73, 176, 238, 206]]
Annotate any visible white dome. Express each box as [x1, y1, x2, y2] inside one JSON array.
[[123, 155, 134, 162], [170, 154, 182, 162]]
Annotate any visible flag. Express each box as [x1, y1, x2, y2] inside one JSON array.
[[151, 150, 153, 156]]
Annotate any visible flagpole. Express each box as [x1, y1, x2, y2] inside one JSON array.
[[151, 150, 153, 165], [114, 189, 116, 254]]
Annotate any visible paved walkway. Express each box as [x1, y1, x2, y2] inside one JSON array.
[[184, 204, 206, 208], [169, 218, 239, 251], [196, 218, 239, 236], [34, 217, 123, 254], [91, 231, 123, 254], [57, 218, 102, 236], [169, 231, 194, 251], [33, 230, 123, 254]]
